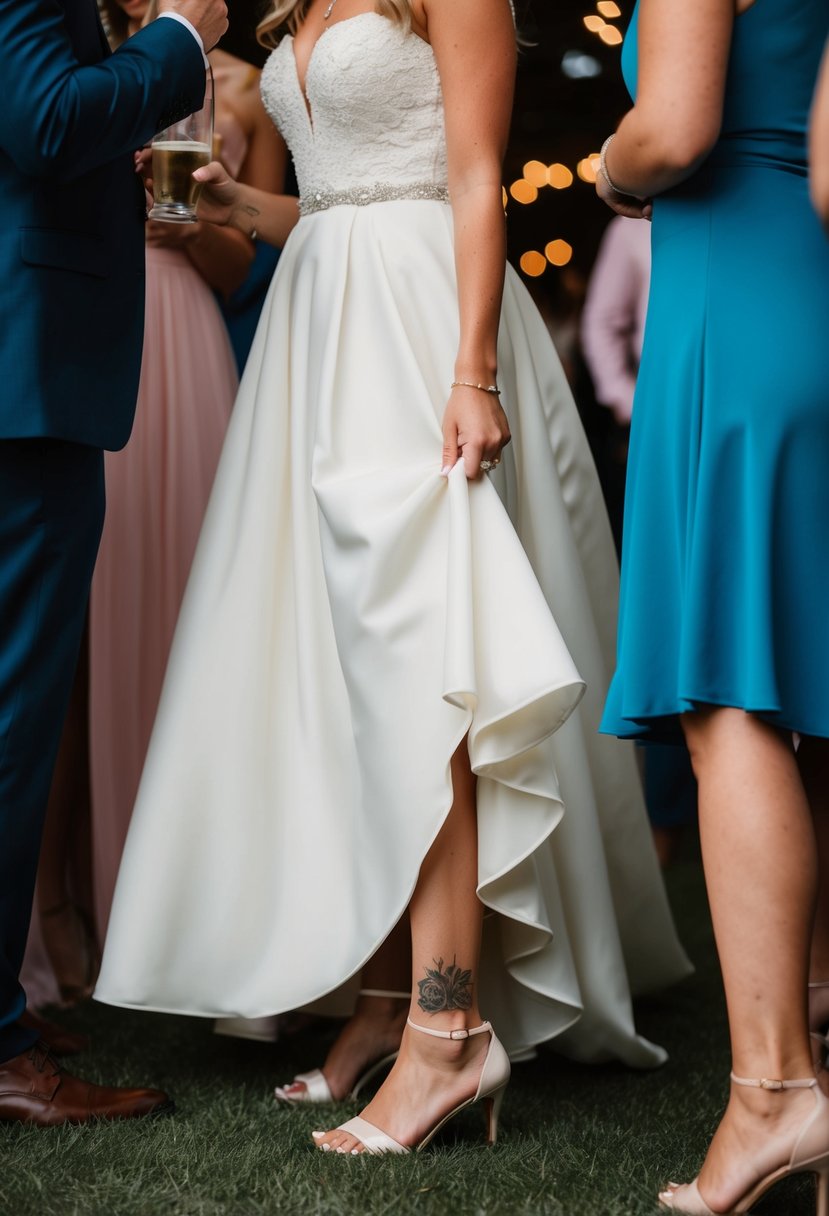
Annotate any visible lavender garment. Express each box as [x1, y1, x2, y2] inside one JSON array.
[[581, 216, 651, 425]]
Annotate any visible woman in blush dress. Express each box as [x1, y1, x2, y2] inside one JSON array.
[[20, 1, 286, 1013], [597, 0, 829, 1210], [90, 0, 278, 938], [97, 0, 690, 1155]]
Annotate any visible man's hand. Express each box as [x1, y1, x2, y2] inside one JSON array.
[[158, 0, 229, 53]]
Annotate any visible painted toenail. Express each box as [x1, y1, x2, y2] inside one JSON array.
[[311, 1131, 324, 1139], [321, 1143, 331, 1152], [351, 1148, 359, 1155]]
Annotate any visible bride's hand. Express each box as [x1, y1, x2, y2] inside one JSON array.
[[193, 161, 242, 227], [441, 384, 511, 480]]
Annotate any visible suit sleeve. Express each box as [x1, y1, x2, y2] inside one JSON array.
[[0, 0, 206, 182]]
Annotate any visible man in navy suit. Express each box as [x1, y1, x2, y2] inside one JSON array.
[[0, 0, 227, 1125]]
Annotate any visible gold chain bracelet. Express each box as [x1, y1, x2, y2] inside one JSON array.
[[451, 380, 501, 396]]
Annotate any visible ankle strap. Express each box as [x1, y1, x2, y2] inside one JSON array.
[[359, 989, 411, 1000], [730, 1071, 817, 1091], [406, 1017, 491, 1041]]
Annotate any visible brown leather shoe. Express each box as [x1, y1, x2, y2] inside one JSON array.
[[18, 1010, 89, 1056], [0, 1041, 173, 1125]]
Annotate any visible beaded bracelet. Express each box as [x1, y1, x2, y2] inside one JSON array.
[[451, 380, 501, 396], [599, 134, 623, 194]]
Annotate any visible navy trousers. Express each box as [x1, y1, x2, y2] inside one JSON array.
[[0, 439, 104, 1064]]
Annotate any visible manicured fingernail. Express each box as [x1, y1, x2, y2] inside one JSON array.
[[441, 465, 452, 476]]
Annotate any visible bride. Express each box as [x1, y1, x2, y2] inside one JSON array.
[[96, 0, 690, 1154]]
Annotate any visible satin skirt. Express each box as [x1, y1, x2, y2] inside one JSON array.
[[96, 200, 690, 1063]]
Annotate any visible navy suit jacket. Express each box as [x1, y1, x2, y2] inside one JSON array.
[[0, 0, 206, 450]]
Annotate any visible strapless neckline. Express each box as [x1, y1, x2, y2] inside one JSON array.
[[286, 12, 432, 130]]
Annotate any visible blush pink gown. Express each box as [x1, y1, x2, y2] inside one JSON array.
[[90, 116, 248, 937], [21, 113, 248, 1008]]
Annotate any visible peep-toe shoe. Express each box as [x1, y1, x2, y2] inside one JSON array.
[[312, 1017, 511, 1155], [659, 1072, 829, 1215], [274, 989, 407, 1104]]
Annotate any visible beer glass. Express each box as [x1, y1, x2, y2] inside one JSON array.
[[149, 66, 214, 223]]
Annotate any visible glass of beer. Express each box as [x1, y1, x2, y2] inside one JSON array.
[[149, 67, 214, 223]]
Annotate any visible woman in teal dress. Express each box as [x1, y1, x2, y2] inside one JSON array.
[[597, 0, 829, 1211]]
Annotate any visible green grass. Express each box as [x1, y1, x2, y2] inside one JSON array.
[[0, 849, 815, 1215]]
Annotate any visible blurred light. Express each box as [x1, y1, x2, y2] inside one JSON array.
[[520, 251, 547, 278], [548, 163, 574, 189], [597, 0, 621, 15], [561, 50, 603, 80], [523, 160, 549, 188], [577, 155, 601, 184], [509, 179, 539, 204], [583, 14, 604, 31], [599, 24, 623, 45], [502, 186, 509, 209], [545, 239, 573, 267]]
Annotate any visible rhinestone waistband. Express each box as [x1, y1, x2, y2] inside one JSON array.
[[299, 181, 451, 215]]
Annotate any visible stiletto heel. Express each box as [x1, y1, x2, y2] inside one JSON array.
[[659, 1073, 829, 1214], [316, 1018, 511, 1155], [274, 989, 409, 1104], [483, 1082, 507, 1145]]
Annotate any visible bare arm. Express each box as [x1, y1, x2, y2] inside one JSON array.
[[192, 165, 300, 248], [602, 0, 734, 201], [423, 0, 515, 477], [147, 218, 254, 297], [811, 41, 829, 232]]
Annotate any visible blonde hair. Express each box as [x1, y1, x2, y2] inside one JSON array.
[[257, 1, 412, 48]]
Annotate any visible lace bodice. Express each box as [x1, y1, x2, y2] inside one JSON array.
[[261, 13, 449, 210]]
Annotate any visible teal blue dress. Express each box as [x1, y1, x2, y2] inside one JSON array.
[[601, 0, 829, 743]]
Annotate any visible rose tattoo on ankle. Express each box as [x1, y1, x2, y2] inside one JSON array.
[[417, 957, 473, 1013]]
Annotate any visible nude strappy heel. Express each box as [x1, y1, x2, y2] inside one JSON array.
[[314, 1017, 511, 1155], [659, 1072, 829, 1214], [274, 989, 409, 1105]]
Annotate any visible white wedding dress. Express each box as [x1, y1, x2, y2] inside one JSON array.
[[96, 13, 690, 1063]]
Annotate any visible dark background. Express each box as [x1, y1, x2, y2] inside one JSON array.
[[222, 0, 633, 288]]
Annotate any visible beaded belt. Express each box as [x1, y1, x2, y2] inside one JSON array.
[[299, 181, 451, 215]]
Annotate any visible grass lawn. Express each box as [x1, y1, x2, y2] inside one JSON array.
[[0, 849, 814, 1216]]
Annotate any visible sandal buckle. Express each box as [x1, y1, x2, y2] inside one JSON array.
[[449, 1029, 469, 1040], [759, 1078, 784, 1090]]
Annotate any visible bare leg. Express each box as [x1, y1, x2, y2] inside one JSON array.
[[276, 916, 411, 1100], [315, 740, 491, 1153], [36, 631, 99, 1006], [674, 708, 818, 1212]]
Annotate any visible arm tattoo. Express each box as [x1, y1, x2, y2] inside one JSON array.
[[417, 956, 473, 1013]]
